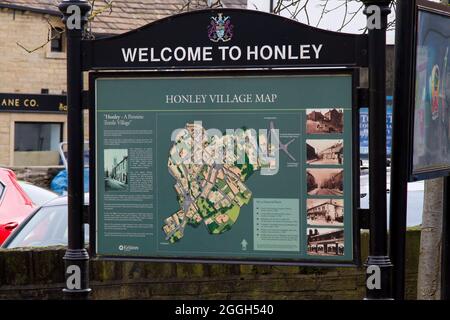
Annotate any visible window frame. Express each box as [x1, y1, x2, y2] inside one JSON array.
[[14, 121, 64, 153]]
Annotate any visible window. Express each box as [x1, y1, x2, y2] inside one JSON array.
[[14, 122, 63, 152], [50, 27, 64, 53]]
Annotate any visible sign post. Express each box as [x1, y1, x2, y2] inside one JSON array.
[[389, 0, 415, 300], [362, 0, 393, 300], [59, 0, 92, 299]]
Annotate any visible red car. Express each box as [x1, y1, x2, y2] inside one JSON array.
[[0, 168, 36, 244]]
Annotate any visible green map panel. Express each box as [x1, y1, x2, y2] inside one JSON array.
[[95, 74, 354, 263]]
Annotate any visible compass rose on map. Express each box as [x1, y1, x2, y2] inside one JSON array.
[[268, 121, 297, 162]]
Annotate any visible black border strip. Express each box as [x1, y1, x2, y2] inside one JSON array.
[[88, 68, 361, 267]]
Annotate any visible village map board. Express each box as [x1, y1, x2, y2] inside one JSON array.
[[94, 74, 354, 264]]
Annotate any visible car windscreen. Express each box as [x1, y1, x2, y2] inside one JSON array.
[[18, 182, 58, 206], [6, 205, 89, 249]]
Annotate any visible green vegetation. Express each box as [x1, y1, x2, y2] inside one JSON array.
[[206, 220, 220, 234], [234, 192, 251, 206], [169, 230, 184, 243], [204, 204, 241, 235], [216, 179, 227, 189], [222, 185, 232, 194], [237, 154, 255, 181], [196, 197, 216, 218], [227, 205, 241, 223], [188, 218, 202, 227]]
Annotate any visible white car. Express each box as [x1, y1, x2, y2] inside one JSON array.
[[360, 166, 424, 227], [18, 181, 59, 206]]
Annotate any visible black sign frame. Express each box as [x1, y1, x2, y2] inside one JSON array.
[[406, 0, 450, 181], [78, 8, 370, 267], [81, 9, 368, 71], [88, 68, 362, 267]]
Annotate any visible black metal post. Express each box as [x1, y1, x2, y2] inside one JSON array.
[[59, 0, 92, 299], [389, 0, 415, 300], [442, 176, 450, 300], [442, 0, 450, 304], [363, 0, 393, 299]]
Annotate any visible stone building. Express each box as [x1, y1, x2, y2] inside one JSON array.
[[324, 108, 344, 128], [318, 141, 343, 163], [0, 0, 247, 167], [307, 199, 344, 223], [307, 111, 324, 122], [307, 228, 344, 256], [111, 156, 128, 184], [322, 170, 344, 191], [306, 143, 316, 161]]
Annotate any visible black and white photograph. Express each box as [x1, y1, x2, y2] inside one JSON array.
[[104, 149, 129, 191], [307, 168, 344, 196], [306, 108, 344, 134], [307, 199, 344, 226], [307, 228, 344, 256], [307, 139, 344, 165]]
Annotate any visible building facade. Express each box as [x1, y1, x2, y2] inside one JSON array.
[[307, 228, 344, 256], [318, 141, 343, 163], [307, 200, 344, 222], [324, 108, 344, 128], [111, 156, 128, 184], [0, 0, 247, 167], [0, 7, 67, 166]]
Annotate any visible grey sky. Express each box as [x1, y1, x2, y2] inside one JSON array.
[[247, 0, 397, 44]]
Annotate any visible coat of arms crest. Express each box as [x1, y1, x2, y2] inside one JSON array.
[[208, 13, 233, 42]]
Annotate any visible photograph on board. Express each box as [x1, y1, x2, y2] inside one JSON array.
[[307, 228, 344, 256], [104, 149, 129, 192], [306, 139, 344, 165], [306, 108, 344, 134], [307, 199, 344, 226], [307, 168, 344, 196]]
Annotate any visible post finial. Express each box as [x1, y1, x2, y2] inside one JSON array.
[[58, 0, 92, 24]]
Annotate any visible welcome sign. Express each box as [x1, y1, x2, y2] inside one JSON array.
[[82, 9, 367, 71], [86, 9, 366, 266], [120, 44, 324, 64]]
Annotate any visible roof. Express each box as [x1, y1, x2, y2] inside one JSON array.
[[0, 0, 248, 35]]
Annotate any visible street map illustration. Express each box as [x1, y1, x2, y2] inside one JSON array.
[[162, 122, 278, 243]]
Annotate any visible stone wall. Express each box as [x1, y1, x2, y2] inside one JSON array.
[[0, 9, 67, 94], [0, 231, 421, 300], [11, 166, 63, 189]]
